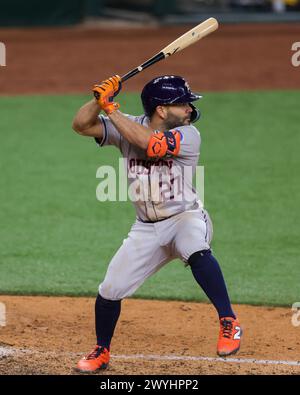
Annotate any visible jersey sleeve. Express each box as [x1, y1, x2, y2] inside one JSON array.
[[94, 114, 144, 152], [171, 125, 201, 158], [94, 114, 123, 150]]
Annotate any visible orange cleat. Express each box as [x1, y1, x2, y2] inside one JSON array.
[[77, 345, 110, 373], [217, 317, 242, 357]]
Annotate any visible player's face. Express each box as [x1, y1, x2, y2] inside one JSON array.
[[164, 103, 193, 129]]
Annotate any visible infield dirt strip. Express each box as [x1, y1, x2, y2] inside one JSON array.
[[0, 23, 299, 93], [0, 296, 300, 375]]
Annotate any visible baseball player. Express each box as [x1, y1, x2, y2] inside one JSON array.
[[72, 75, 242, 373]]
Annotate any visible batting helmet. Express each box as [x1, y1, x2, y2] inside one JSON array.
[[141, 75, 202, 123]]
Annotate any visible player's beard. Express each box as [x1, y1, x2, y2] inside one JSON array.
[[164, 113, 191, 129]]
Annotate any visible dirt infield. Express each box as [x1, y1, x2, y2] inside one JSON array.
[[0, 23, 299, 94], [0, 23, 300, 375], [0, 296, 299, 375]]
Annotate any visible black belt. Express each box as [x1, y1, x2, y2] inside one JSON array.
[[138, 206, 203, 224], [138, 215, 174, 224]]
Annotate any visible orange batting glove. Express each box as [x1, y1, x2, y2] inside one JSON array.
[[93, 75, 122, 115]]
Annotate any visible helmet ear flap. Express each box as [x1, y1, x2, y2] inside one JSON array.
[[189, 103, 201, 123]]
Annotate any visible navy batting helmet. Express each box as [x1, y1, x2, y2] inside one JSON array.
[[141, 75, 202, 123]]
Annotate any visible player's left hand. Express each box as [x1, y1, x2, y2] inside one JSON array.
[[93, 75, 122, 115]]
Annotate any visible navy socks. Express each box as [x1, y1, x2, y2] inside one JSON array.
[[95, 293, 121, 349], [188, 250, 236, 319]]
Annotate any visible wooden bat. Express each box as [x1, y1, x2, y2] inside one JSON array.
[[121, 17, 218, 82]]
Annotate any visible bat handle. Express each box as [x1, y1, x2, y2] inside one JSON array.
[[121, 68, 141, 83], [121, 52, 165, 83]]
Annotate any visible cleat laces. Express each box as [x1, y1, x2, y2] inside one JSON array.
[[221, 319, 233, 339], [85, 346, 105, 360]]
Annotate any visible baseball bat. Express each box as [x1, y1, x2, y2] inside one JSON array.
[[121, 17, 218, 83]]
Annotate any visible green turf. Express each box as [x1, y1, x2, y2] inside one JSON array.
[[0, 91, 299, 306]]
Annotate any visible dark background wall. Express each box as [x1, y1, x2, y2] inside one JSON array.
[[0, 0, 299, 27]]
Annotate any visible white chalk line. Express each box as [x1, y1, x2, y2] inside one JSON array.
[[112, 353, 300, 367], [1, 346, 300, 367]]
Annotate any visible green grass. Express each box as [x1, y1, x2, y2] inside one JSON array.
[[0, 91, 299, 306]]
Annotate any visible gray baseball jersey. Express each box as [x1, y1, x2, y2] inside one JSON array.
[[96, 113, 213, 300], [96, 114, 203, 222]]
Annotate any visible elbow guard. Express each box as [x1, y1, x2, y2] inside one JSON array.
[[147, 130, 181, 158]]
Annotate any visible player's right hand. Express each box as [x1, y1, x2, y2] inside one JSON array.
[[93, 75, 122, 115]]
